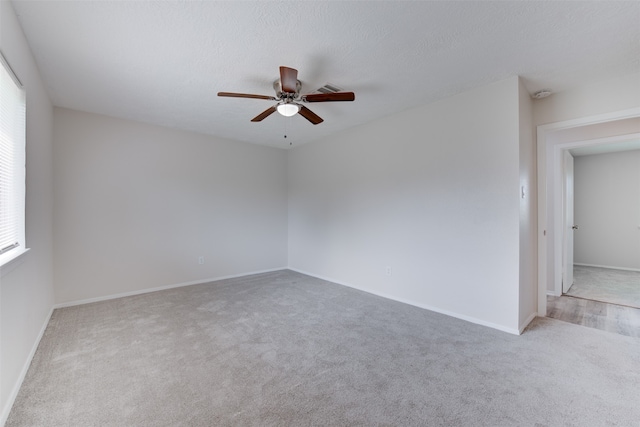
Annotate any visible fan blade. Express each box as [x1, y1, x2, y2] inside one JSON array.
[[280, 66, 298, 93], [303, 92, 355, 102], [218, 92, 276, 101], [251, 106, 278, 122], [298, 106, 323, 125]]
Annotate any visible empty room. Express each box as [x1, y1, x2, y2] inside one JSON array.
[[1, 1, 639, 426]]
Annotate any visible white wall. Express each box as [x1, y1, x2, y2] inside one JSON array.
[[53, 108, 288, 304], [534, 72, 640, 125], [288, 77, 525, 333], [0, 0, 55, 423], [574, 150, 640, 270], [518, 78, 537, 328]]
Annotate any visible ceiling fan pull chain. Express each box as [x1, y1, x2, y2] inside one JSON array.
[[284, 115, 290, 145]]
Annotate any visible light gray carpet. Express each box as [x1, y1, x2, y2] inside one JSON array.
[[569, 265, 640, 308], [7, 270, 640, 426]]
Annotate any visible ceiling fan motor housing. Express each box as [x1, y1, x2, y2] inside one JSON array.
[[273, 79, 302, 99]]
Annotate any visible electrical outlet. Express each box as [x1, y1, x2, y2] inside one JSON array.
[[198, 256, 205, 265], [385, 266, 392, 276]]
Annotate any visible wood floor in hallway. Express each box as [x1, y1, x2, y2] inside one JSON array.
[[547, 295, 640, 338]]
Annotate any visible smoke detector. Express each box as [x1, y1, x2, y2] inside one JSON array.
[[532, 89, 552, 99]]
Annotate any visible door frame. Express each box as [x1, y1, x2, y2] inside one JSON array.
[[562, 150, 575, 294], [536, 107, 640, 316]]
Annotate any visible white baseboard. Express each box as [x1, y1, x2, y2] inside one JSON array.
[[519, 312, 538, 334], [1, 306, 54, 427], [54, 267, 288, 309], [288, 267, 522, 336], [547, 290, 560, 296], [574, 263, 640, 273]]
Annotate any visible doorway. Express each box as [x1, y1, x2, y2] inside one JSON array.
[[538, 114, 640, 336], [536, 108, 640, 316], [564, 147, 640, 309]]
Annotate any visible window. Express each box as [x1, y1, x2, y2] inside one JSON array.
[[0, 51, 26, 265]]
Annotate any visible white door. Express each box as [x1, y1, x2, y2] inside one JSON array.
[[563, 151, 575, 293]]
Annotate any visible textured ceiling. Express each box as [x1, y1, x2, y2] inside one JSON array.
[[10, 1, 640, 148]]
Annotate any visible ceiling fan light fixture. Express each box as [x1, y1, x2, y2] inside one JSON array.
[[277, 103, 300, 117]]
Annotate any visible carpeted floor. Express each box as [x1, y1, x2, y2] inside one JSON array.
[[7, 270, 640, 426], [568, 265, 640, 308]]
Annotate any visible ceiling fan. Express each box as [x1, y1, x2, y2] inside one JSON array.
[[218, 66, 355, 125]]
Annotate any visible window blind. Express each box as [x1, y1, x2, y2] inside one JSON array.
[[0, 52, 26, 257]]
